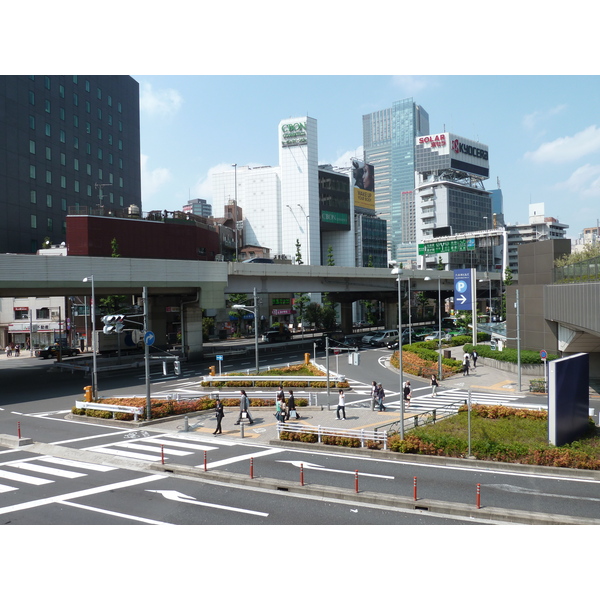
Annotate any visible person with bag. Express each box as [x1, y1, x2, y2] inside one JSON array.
[[287, 390, 299, 419], [371, 380, 378, 411], [213, 398, 224, 435], [403, 380, 412, 408], [430, 374, 439, 397], [376, 383, 386, 412], [235, 389, 254, 425]]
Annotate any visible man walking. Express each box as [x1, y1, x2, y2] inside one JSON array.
[[234, 390, 254, 425], [336, 390, 346, 420]]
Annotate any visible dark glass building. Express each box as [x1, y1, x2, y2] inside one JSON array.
[[0, 75, 141, 254]]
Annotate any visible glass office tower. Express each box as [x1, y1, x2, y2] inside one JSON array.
[[363, 98, 429, 264]]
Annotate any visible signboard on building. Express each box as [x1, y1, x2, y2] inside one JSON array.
[[418, 238, 476, 255], [281, 121, 308, 147], [352, 160, 375, 211]]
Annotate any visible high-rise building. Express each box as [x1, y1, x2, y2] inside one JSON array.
[[183, 198, 212, 218], [414, 132, 492, 270], [0, 75, 141, 254], [363, 98, 429, 263]]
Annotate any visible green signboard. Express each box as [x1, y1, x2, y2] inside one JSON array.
[[418, 238, 476, 255]]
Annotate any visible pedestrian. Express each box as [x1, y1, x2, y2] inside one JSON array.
[[430, 374, 439, 397], [463, 354, 470, 376], [472, 350, 478, 369], [371, 380, 378, 411], [275, 393, 284, 422], [287, 390, 299, 419], [213, 398, 224, 435], [234, 389, 254, 425], [336, 389, 346, 420], [403, 380, 411, 407], [5, 345, 10, 357], [377, 383, 386, 412]]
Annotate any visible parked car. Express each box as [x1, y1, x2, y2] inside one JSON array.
[[361, 331, 380, 345], [262, 329, 292, 343], [424, 332, 453, 342], [36, 344, 80, 359], [369, 329, 399, 347]]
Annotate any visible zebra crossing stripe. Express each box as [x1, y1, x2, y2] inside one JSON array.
[[37, 456, 116, 472], [12, 462, 87, 479], [0, 483, 18, 493], [0, 468, 53, 485]]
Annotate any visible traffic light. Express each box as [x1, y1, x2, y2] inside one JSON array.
[[102, 314, 125, 334], [209, 365, 216, 376], [174, 360, 181, 376]]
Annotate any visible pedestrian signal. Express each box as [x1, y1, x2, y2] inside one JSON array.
[[102, 314, 125, 334], [174, 360, 181, 375]]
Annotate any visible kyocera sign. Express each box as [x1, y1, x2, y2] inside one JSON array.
[[451, 138, 488, 161]]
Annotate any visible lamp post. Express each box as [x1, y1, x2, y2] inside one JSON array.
[[424, 275, 443, 380], [232, 163, 238, 261], [82, 276, 97, 400], [391, 265, 404, 439], [232, 287, 259, 375]]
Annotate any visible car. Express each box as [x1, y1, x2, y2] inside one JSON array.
[[242, 257, 274, 263], [36, 344, 80, 359], [262, 329, 292, 343], [369, 329, 399, 347], [361, 331, 380, 345], [424, 332, 452, 342]]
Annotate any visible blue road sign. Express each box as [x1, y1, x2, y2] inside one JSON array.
[[453, 269, 473, 311], [144, 330, 155, 346], [216, 354, 224, 361]]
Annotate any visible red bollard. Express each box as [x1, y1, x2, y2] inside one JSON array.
[[250, 457, 254, 479], [476, 483, 481, 509], [300, 463, 304, 486], [413, 476, 417, 501], [161, 445, 165, 465], [204, 450, 207, 472], [17, 422, 21, 439], [355, 470, 359, 493]]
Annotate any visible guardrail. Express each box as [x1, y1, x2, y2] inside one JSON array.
[[376, 400, 465, 436], [276, 422, 388, 449], [200, 375, 346, 387], [75, 401, 144, 421]]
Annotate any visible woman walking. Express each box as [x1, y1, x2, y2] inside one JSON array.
[[430, 374, 439, 397], [336, 390, 346, 420], [403, 380, 412, 408]]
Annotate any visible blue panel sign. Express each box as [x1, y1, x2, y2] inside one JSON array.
[[144, 331, 155, 346], [453, 269, 473, 311]]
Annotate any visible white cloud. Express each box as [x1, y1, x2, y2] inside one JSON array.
[[555, 163, 600, 196], [525, 125, 600, 163], [522, 104, 567, 131], [141, 154, 172, 199], [139, 82, 183, 117], [332, 147, 364, 168]]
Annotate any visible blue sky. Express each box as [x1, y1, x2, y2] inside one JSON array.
[[136, 74, 600, 238], [6, 3, 599, 240]]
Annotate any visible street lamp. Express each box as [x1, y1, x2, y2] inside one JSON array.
[[424, 275, 443, 380], [232, 287, 259, 375], [82, 276, 98, 400], [391, 265, 405, 440]]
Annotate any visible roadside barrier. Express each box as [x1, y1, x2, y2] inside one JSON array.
[[276, 421, 387, 449]]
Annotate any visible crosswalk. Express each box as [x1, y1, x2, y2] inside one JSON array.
[[82, 434, 227, 463], [0, 456, 116, 494]]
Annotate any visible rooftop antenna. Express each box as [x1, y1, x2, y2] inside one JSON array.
[[95, 182, 112, 207]]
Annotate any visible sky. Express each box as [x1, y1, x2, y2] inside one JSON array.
[[136, 74, 600, 238], [5, 2, 600, 244]]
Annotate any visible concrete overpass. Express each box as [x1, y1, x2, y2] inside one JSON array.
[[0, 254, 503, 360]]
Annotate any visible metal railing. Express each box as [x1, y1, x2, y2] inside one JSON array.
[[276, 422, 388, 449], [376, 400, 465, 436]]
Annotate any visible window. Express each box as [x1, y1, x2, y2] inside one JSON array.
[[29, 165, 36, 179], [46, 194, 52, 207], [30, 190, 37, 204], [45, 99, 51, 113], [47, 218, 53, 231], [14, 308, 29, 320], [45, 147, 51, 160], [29, 91, 35, 105], [29, 115, 35, 130], [45, 123, 51, 137], [29, 140, 35, 154], [37, 307, 50, 320], [31, 215, 37, 229], [60, 175, 66, 189], [46, 171, 52, 184]]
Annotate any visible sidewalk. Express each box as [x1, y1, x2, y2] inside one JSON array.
[[148, 352, 543, 444]]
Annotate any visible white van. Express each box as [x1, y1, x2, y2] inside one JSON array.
[[369, 329, 399, 347]]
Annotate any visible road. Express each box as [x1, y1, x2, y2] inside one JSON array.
[[1, 344, 600, 526]]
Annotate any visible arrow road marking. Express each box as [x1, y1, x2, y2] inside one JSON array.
[[278, 461, 394, 479], [146, 489, 269, 517]]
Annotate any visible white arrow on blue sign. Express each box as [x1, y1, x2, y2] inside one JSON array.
[[453, 269, 473, 311], [144, 331, 155, 346]]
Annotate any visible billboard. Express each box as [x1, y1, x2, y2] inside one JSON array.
[[416, 132, 489, 178], [352, 159, 375, 211], [548, 353, 589, 446]]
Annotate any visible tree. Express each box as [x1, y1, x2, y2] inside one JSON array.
[[305, 302, 323, 330], [327, 245, 335, 266], [228, 293, 249, 337], [295, 239, 303, 265], [294, 292, 310, 332], [99, 238, 127, 314]]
